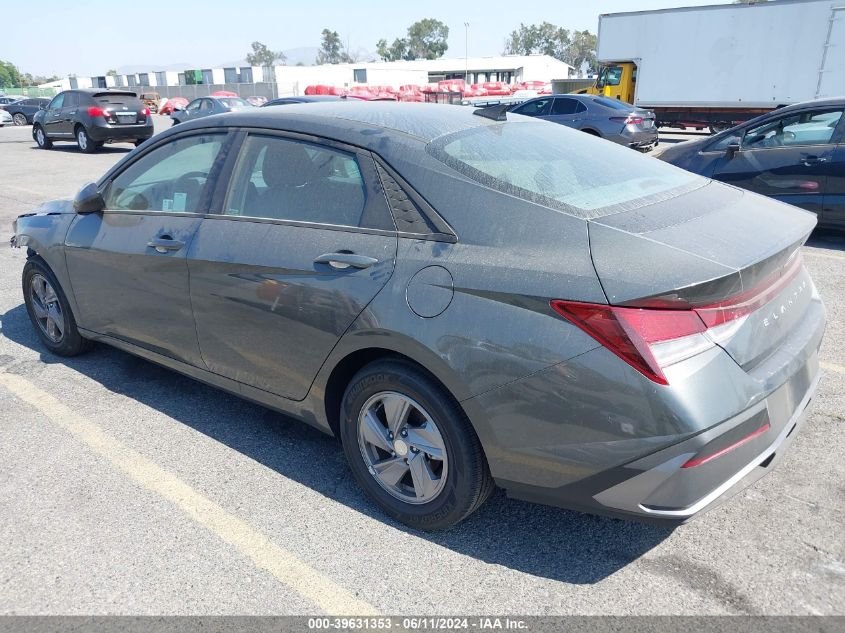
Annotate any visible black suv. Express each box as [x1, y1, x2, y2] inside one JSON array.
[[32, 89, 154, 153]]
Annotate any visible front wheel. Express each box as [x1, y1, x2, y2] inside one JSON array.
[[34, 125, 52, 149], [340, 360, 494, 530], [22, 260, 92, 357]]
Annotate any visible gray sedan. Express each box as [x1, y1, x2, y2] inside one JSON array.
[[12, 102, 823, 530], [511, 93, 658, 150], [170, 95, 254, 125]]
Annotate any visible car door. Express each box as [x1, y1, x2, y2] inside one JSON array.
[[43, 94, 65, 136], [64, 130, 231, 367], [710, 107, 844, 216], [187, 131, 397, 400], [59, 91, 79, 136], [540, 97, 586, 129], [822, 142, 845, 227], [182, 98, 202, 122], [197, 98, 215, 119]]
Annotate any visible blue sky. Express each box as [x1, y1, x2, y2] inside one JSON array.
[[3, 0, 731, 77]]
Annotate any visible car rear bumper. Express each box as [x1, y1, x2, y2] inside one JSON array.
[[467, 288, 825, 525], [87, 121, 154, 142]]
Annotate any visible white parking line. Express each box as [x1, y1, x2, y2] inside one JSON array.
[[0, 369, 379, 616]]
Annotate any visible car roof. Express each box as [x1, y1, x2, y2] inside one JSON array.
[[174, 101, 514, 146], [773, 96, 845, 113]]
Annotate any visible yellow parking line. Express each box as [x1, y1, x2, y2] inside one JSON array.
[[0, 370, 378, 616], [821, 361, 845, 375]]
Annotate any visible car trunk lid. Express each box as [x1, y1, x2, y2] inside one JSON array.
[[587, 182, 818, 371]]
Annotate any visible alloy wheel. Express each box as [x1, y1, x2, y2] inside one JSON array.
[[29, 274, 65, 343], [13, 113, 26, 126], [357, 391, 448, 504], [35, 127, 45, 146], [77, 129, 88, 151]]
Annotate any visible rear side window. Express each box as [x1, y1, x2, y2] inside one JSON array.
[[428, 121, 703, 217], [224, 134, 384, 229], [551, 98, 585, 115], [64, 92, 79, 108], [105, 134, 225, 213]]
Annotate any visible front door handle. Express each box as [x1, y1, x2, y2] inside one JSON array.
[[147, 236, 185, 253], [802, 155, 828, 166], [314, 252, 378, 270]]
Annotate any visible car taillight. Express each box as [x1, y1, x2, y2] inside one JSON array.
[[87, 106, 105, 117], [610, 115, 644, 125], [140, 107, 150, 116], [550, 301, 712, 385], [551, 254, 806, 385]]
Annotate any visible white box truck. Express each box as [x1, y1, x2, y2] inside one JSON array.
[[579, 0, 844, 132]]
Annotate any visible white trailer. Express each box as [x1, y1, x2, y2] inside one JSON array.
[[592, 0, 844, 129]]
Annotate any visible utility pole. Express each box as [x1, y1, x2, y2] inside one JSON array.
[[464, 22, 470, 85]]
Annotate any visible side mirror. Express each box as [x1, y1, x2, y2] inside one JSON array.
[[73, 182, 105, 214], [725, 141, 741, 159]]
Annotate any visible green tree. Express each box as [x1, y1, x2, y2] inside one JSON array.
[[564, 30, 598, 75], [504, 22, 570, 59], [376, 18, 449, 61], [316, 29, 352, 65], [246, 41, 286, 67], [106, 69, 118, 76], [0, 60, 22, 88]]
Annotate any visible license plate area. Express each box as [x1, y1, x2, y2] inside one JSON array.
[[115, 112, 137, 124]]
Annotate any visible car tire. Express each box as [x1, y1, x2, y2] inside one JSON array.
[[581, 129, 601, 137], [22, 259, 92, 357], [33, 125, 52, 149], [13, 113, 27, 126], [134, 140, 145, 147], [340, 359, 494, 530], [75, 126, 100, 154], [171, 119, 180, 127]]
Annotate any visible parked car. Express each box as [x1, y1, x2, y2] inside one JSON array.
[[139, 92, 161, 113], [12, 102, 824, 530], [158, 97, 189, 116], [263, 95, 346, 107], [0, 109, 12, 126], [245, 96, 268, 106], [32, 89, 153, 153], [170, 96, 254, 125], [3, 97, 50, 126], [510, 94, 658, 151], [658, 97, 845, 229], [0, 96, 23, 106]]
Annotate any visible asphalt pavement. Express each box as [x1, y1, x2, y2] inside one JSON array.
[[0, 117, 843, 615]]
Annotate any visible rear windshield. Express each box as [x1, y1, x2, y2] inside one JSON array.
[[93, 92, 142, 107], [427, 120, 703, 218], [594, 96, 631, 110], [218, 97, 250, 108]]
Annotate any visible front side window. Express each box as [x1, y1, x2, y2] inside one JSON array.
[[513, 98, 552, 117], [48, 94, 64, 110], [428, 121, 703, 217], [743, 109, 843, 149], [186, 100, 201, 113], [104, 134, 224, 213], [224, 135, 370, 227]]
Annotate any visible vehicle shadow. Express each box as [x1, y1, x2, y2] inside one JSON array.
[[807, 228, 845, 253], [28, 145, 133, 154], [0, 303, 672, 584]]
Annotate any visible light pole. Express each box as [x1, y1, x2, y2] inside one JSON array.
[[464, 22, 470, 85]]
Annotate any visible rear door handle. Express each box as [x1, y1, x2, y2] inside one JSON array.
[[314, 252, 379, 270], [147, 236, 185, 253]]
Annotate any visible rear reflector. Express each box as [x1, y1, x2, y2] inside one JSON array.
[[550, 301, 711, 385], [681, 422, 771, 468]]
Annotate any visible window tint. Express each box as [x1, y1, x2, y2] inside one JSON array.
[[225, 135, 369, 227], [105, 134, 224, 213], [743, 109, 842, 149], [428, 121, 702, 217], [200, 99, 214, 112], [551, 98, 581, 115], [64, 92, 79, 108], [513, 98, 552, 117], [48, 94, 64, 109], [186, 100, 201, 112]]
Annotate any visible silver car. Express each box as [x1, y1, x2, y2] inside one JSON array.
[[512, 93, 658, 150], [0, 109, 12, 127]]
